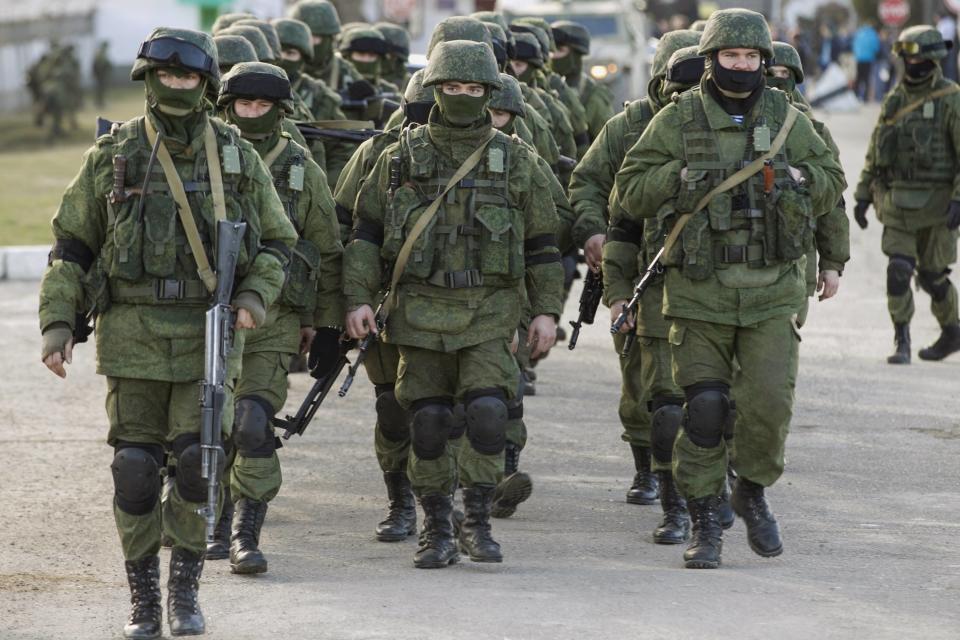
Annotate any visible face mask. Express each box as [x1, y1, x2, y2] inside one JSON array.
[[435, 89, 488, 126], [516, 64, 535, 84], [712, 59, 764, 97], [352, 58, 380, 81], [313, 38, 333, 65], [403, 101, 433, 125], [145, 70, 207, 115], [278, 58, 304, 82], [905, 59, 936, 80], [228, 103, 280, 136], [551, 52, 580, 77], [766, 75, 796, 93]]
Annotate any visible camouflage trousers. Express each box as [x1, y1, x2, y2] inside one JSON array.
[[637, 335, 683, 473], [882, 224, 959, 328], [363, 340, 409, 474], [612, 332, 651, 448], [669, 316, 799, 500]]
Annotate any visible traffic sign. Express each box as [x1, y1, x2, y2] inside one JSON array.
[[878, 0, 910, 27]]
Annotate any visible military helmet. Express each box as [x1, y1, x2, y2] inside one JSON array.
[[771, 41, 804, 83], [217, 61, 294, 112], [489, 73, 526, 117], [287, 0, 341, 37], [513, 17, 555, 52], [511, 31, 544, 68], [403, 68, 433, 104], [215, 35, 259, 72], [690, 19, 708, 33], [665, 45, 706, 84], [472, 12, 515, 57], [698, 8, 773, 60], [894, 25, 953, 61], [422, 40, 503, 89], [483, 23, 510, 66], [511, 22, 550, 64], [551, 21, 590, 55], [341, 22, 371, 32], [220, 25, 275, 63], [234, 19, 283, 61], [375, 22, 411, 59], [651, 29, 701, 79], [339, 26, 389, 55], [211, 13, 254, 35], [271, 18, 313, 61], [131, 28, 220, 88], [427, 16, 493, 59]]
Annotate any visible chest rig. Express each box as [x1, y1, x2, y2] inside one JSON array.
[[874, 84, 958, 185]]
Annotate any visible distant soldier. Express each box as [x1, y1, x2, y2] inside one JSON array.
[[375, 22, 412, 92], [550, 21, 614, 141], [93, 41, 111, 107]]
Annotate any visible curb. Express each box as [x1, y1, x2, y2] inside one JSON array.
[[0, 246, 49, 281]]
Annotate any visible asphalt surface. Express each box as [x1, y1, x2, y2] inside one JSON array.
[[2, 104, 959, 640]]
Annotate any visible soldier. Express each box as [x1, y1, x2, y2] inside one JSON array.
[[854, 25, 960, 363], [550, 21, 615, 141], [233, 19, 284, 62], [211, 12, 254, 34], [220, 24, 277, 64], [38, 28, 296, 635], [611, 9, 845, 568], [375, 22, 412, 92], [343, 40, 564, 568], [93, 41, 111, 108], [337, 27, 401, 125], [288, 0, 362, 92], [570, 29, 700, 515]]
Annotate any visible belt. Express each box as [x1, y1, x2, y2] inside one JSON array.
[[426, 269, 484, 288], [110, 278, 210, 302], [714, 244, 764, 264]]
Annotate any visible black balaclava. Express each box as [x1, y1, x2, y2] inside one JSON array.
[[404, 101, 434, 125], [904, 59, 937, 83], [707, 54, 766, 117]]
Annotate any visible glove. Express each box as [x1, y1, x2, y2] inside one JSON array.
[[308, 327, 342, 379], [853, 200, 871, 230], [947, 201, 960, 231], [41, 323, 73, 360]]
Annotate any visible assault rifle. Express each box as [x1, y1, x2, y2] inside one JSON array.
[[275, 349, 350, 440], [610, 246, 666, 358], [568, 268, 603, 350], [338, 292, 388, 397], [295, 121, 383, 144], [198, 220, 246, 543]]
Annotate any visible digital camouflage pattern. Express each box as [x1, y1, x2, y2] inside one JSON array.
[[288, 0, 341, 36], [211, 12, 254, 35], [697, 8, 774, 59], [215, 35, 259, 69], [897, 25, 952, 61], [422, 40, 502, 88], [273, 18, 314, 60], [772, 41, 804, 83], [550, 21, 590, 55], [131, 27, 220, 87], [489, 72, 526, 117], [427, 17, 494, 59], [234, 19, 283, 60], [375, 21, 411, 91], [220, 25, 276, 63]]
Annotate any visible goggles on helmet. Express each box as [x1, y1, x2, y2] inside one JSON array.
[[138, 37, 218, 78]]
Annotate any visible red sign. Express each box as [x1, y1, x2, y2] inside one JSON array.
[[878, 0, 910, 27]]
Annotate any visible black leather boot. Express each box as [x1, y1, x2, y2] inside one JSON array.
[[205, 486, 232, 560], [459, 484, 503, 562], [376, 471, 417, 542], [731, 477, 783, 557], [653, 471, 690, 545], [888, 323, 911, 364], [626, 445, 659, 504], [167, 547, 204, 636], [491, 443, 533, 519], [718, 478, 735, 530], [414, 494, 460, 568], [123, 555, 161, 639], [683, 496, 723, 569], [919, 323, 960, 361], [229, 497, 268, 574]]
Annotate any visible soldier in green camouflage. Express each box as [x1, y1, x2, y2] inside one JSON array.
[[288, 0, 362, 92], [338, 26, 400, 94], [375, 22, 411, 92], [233, 19, 284, 62], [343, 41, 563, 568], [208, 62, 343, 574], [855, 25, 960, 363], [550, 21, 615, 141], [220, 24, 277, 64], [611, 9, 845, 569], [39, 28, 296, 636], [211, 13, 254, 34]]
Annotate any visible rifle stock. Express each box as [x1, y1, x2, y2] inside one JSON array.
[[568, 268, 603, 350], [610, 245, 665, 358]]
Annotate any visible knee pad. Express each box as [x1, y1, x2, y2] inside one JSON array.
[[917, 268, 951, 302], [507, 398, 523, 421], [683, 383, 730, 449], [171, 435, 208, 504], [886, 255, 916, 296], [449, 403, 467, 440], [374, 385, 410, 442], [234, 395, 275, 458], [464, 388, 508, 455], [650, 402, 683, 465], [410, 401, 453, 460], [111, 443, 164, 515]]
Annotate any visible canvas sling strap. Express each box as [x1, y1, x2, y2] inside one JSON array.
[[883, 84, 960, 125], [383, 128, 498, 315], [262, 136, 290, 168], [145, 118, 228, 293], [307, 119, 376, 130]]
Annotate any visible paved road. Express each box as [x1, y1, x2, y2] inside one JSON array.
[[2, 105, 959, 640]]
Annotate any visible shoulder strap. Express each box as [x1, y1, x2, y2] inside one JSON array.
[[383, 128, 498, 315], [262, 136, 290, 168], [884, 84, 960, 125]]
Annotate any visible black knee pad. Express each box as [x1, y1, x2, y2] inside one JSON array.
[[374, 385, 410, 442], [917, 268, 951, 302], [171, 435, 208, 504], [111, 442, 164, 516], [507, 398, 523, 421], [886, 255, 916, 296], [411, 401, 453, 460], [449, 404, 467, 440], [234, 395, 275, 458], [650, 402, 684, 464], [683, 383, 730, 449], [464, 388, 508, 455]]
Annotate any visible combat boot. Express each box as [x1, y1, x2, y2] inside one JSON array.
[[888, 323, 911, 364], [123, 555, 161, 639], [229, 497, 268, 574], [918, 323, 960, 361], [653, 471, 690, 544], [491, 443, 533, 519], [205, 486, 233, 560], [731, 478, 783, 557], [167, 547, 205, 636], [459, 484, 503, 562], [683, 496, 723, 569], [626, 445, 659, 505], [718, 478, 735, 530], [414, 494, 460, 568], [375, 471, 417, 542]]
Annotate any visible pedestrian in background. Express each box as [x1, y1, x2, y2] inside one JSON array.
[[937, 12, 958, 81], [853, 20, 881, 101]]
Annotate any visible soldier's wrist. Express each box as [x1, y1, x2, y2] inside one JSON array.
[[41, 323, 73, 359], [232, 291, 266, 327]]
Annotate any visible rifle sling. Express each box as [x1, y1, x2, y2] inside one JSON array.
[[305, 119, 376, 130], [262, 136, 289, 169], [883, 85, 960, 125]]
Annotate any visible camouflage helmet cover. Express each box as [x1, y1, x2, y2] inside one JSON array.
[[471, 11, 509, 34], [511, 22, 550, 63], [375, 22, 411, 58], [551, 20, 590, 55], [217, 61, 293, 112], [896, 25, 952, 61], [513, 17, 555, 52], [403, 68, 433, 104], [287, 0, 341, 36], [511, 31, 544, 68], [131, 27, 220, 88], [271, 18, 313, 60], [489, 72, 526, 117], [422, 40, 503, 88], [339, 26, 389, 55], [427, 16, 494, 58], [211, 13, 255, 35], [234, 19, 283, 60], [698, 8, 774, 60], [219, 25, 275, 63], [690, 19, 708, 33], [771, 41, 804, 83], [651, 29, 701, 78], [215, 35, 259, 70]]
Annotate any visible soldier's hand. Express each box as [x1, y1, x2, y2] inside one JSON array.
[[235, 308, 256, 330], [346, 305, 377, 340], [584, 233, 605, 271], [299, 326, 316, 354], [817, 270, 841, 301], [946, 201, 960, 231], [308, 327, 342, 378], [609, 300, 635, 333], [527, 314, 557, 359], [853, 200, 871, 230], [41, 324, 74, 379]]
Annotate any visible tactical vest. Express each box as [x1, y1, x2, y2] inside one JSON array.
[[101, 117, 262, 305], [669, 88, 812, 281], [383, 125, 523, 289]]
